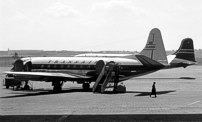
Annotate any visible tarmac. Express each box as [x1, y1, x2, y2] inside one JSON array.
[[0, 66, 202, 121]]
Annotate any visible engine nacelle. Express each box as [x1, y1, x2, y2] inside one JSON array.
[[95, 60, 105, 74], [95, 60, 118, 74], [14, 59, 23, 71], [13, 59, 32, 72]]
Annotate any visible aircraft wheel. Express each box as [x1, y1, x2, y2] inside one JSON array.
[[53, 81, 63, 92], [24, 85, 30, 90], [53, 85, 62, 92], [82, 83, 90, 91], [6, 85, 9, 89]]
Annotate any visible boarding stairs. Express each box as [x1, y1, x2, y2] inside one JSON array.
[[92, 62, 119, 93]]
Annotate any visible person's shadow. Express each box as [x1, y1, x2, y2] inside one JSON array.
[[125, 90, 176, 97]]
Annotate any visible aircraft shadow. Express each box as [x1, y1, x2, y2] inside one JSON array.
[[135, 77, 195, 80], [127, 90, 176, 97], [1, 88, 93, 98], [1, 88, 176, 98], [179, 77, 196, 80]]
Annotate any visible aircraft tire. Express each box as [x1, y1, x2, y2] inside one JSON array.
[[6, 85, 9, 89], [53, 85, 61, 92], [82, 83, 90, 91], [24, 85, 30, 90], [53, 81, 63, 92]]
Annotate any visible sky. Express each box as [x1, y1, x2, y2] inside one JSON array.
[[0, 0, 202, 51]]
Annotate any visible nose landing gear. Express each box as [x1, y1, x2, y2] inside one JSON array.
[[52, 81, 63, 92], [82, 83, 90, 91]]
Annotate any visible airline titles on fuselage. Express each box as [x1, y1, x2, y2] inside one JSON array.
[[47, 60, 97, 64]]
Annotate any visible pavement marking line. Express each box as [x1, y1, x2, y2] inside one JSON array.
[[187, 100, 201, 106]]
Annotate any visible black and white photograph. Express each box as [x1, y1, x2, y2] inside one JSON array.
[[0, 0, 202, 121]]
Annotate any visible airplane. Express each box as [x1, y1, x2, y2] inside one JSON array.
[[4, 28, 196, 93]]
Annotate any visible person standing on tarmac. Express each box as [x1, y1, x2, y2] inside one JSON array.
[[150, 82, 157, 98]]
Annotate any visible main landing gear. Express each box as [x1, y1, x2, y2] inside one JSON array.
[[24, 81, 30, 90], [21, 80, 33, 90], [82, 83, 90, 91], [52, 81, 63, 92]]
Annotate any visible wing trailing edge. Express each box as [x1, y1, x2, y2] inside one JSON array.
[[4, 71, 91, 79]]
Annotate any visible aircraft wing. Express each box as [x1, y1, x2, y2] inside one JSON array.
[[4, 71, 91, 79]]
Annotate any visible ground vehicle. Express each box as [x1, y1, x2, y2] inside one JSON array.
[[3, 75, 22, 89]]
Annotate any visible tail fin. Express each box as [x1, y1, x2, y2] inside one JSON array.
[[140, 28, 168, 64], [173, 38, 196, 62]]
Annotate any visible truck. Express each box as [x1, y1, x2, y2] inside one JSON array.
[[3, 75, 22, 89]]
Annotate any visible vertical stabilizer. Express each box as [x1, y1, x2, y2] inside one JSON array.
[[173, 38, 196, 62], [140, 28, 168, 64]]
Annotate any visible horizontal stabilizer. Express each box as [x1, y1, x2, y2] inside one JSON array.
[[136, 55, 164, 67]]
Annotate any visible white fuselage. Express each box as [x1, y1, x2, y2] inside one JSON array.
[[22, 57, 144, 77]]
